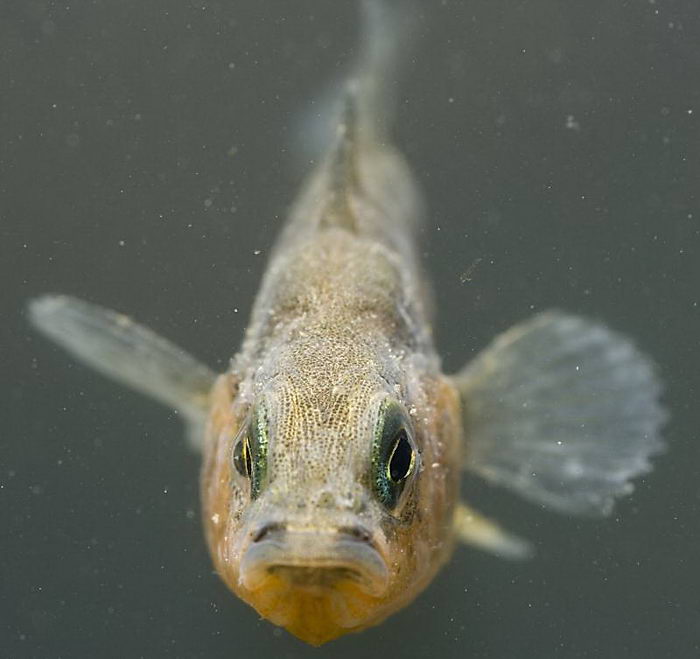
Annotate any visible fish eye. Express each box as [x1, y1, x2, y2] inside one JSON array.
[[232, 404, 269, 499], [372, 400, 417, 510], [387, 429, 414, 483], [233, 434, 252, 479]]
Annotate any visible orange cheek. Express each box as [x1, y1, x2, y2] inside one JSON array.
[[200, 374, 249, 577]]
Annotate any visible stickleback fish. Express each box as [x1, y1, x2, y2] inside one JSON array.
[[28, 0, 666, 646]]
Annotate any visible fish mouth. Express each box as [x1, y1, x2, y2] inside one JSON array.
[[239, 524, 389, 598]]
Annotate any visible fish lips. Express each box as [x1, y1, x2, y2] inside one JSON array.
[[239, 526, 390, 598]]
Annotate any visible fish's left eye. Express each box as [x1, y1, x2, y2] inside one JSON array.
[[372, 400, 417, 510]]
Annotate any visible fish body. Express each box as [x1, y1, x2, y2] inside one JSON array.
[[28, 0, 666, 647], [200, 26, 462, 635]]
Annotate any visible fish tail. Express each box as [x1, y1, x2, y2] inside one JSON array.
[[351, 0, 421, 142], [284, 0, 424, 254], [294, 0, 420, 163], [319, 0, 421, 233]]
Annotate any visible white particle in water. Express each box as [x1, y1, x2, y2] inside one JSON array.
[[566, 115, 580, 131]]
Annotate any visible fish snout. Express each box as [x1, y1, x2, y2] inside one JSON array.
[[251, 521, 372, 544], [239, 521, 389, 597]]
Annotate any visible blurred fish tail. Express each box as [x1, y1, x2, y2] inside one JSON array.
[[353, 0, 421, 141], [286, 0, 423, 255], [297, 0, 420, 159]]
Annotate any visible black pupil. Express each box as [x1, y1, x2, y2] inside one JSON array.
[[388, 430, 412, 482], [233, 436, 252, 478]]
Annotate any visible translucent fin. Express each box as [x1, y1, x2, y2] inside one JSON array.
[[28, 295, 216, 451], [282, 1, 424, 262], [294, 0, 420, 163], [455, 311, 667, 516], [453, 502, 533, 560], [352, 0, 421, 141]]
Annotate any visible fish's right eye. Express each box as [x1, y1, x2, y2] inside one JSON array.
[[232, 404, 270, 499], [233, 434, 252, 478]]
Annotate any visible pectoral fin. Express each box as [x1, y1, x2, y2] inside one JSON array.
[[453, 502, 533, 560], [28, 295, 217, 451], [453, 311, 666, 516]]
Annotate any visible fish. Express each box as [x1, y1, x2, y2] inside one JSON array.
[[27, 0, 666, 647]]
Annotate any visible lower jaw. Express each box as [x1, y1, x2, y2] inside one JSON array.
[[241, 575, 383, 645]]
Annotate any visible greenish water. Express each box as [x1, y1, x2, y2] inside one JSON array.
[[2, 1, 698, 657]]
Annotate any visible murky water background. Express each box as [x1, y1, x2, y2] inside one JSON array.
[[2, 1, 699, 657]]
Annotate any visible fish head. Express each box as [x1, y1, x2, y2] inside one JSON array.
[[201, 348, 461, 645]]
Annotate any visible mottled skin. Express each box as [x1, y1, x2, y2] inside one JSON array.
[[201, 143, 463, 644]]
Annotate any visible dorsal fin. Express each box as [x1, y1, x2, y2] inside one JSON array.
[[320, 82, 363, 231]]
